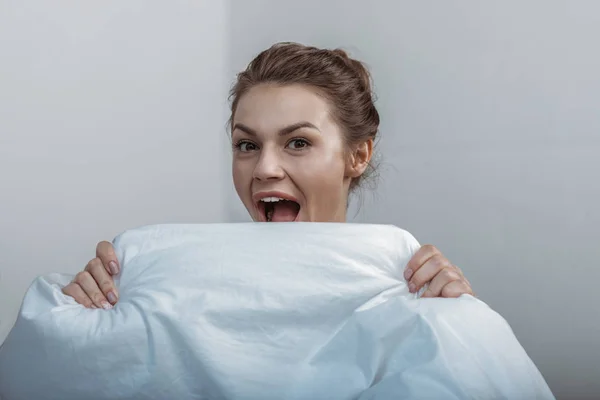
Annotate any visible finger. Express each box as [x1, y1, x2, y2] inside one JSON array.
[[408, 254, 450, 293], [441, 279, 473, 298], [404, 244, 440, 281], [62, 282, 96, 308], [454, 266, 473, 289], [96, 241, 120, 275], [74, 270, 112, 309], [85, 258, 119, 305], [421, 267, 462, 298]]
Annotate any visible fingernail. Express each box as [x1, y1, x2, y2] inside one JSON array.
[[109, 261, 119, 275], [404, 268, 413, 280], [91, 305, 98, 309], [101, 301, 113, 310], [107, 291, 118, 304], [409, 282, 417, 293]]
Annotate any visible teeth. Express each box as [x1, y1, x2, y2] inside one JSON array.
[[261, 197, 285, 202]]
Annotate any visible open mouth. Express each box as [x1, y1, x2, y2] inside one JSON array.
[[257, 197, 301, 222]]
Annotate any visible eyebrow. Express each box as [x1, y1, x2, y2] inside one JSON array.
[[232, 122, 320, 137]]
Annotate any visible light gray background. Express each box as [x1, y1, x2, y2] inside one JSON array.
[[0, 0, 230, 346], [1, 1, 599, 399]]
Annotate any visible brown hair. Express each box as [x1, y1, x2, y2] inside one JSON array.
[[228, 42, 380, 192]]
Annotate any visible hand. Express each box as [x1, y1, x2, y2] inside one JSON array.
[[404, 244, 474, 298], [61, 241, 120, 309]]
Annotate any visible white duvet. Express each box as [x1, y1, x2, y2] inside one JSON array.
[[0, 223, 554, 399]]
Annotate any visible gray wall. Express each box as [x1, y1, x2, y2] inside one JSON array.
[[1, 1, 598, 399], [0, 1, 230, 342], [227, 1, 600, 399]]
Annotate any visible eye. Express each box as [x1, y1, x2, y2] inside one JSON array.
[[234, 140, 259, 152], [286, 138, 310, 150]]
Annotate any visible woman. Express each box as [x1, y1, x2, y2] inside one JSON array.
[[62, 42, 474, 310]]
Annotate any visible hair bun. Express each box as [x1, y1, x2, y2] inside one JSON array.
[[331, 49, 373, 94]]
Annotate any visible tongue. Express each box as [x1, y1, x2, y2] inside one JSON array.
[[271, 201, 299, 222]]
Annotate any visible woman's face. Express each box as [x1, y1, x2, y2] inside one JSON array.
[[231, 84, 354, 222]]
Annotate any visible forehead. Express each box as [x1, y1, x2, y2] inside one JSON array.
[[233, 84, 335, 132]]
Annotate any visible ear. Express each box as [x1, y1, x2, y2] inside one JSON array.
[[345, 139, 373, 178]]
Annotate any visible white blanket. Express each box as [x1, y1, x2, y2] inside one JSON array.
[[0, 223, 554, 399]]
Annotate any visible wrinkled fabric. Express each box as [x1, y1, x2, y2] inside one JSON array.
[[0, 223, 554, 400]]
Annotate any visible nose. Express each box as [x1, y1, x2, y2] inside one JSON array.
[[253, 146, 285, 181]]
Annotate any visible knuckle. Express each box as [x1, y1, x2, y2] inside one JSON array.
[[74, 271, 90, 283], [431, 255, 448, 270], [91, 257, 103, 270], [61, 283, 75, 295], [442, 286, 461, 298], [442, 267, 459, 280], [421, 244, 437, 253], [428, 279, 444, 294], [84, 258, 101, 272], [99, 279, 113, 289]]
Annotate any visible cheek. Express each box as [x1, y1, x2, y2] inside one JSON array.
[[316, 142, 347, 177], [296, 148, 347, 192], [312, 155, 345, 179], [232, 160, 251, 198]]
